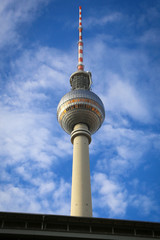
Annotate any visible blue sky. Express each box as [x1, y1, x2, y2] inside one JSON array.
[[0, 0, 160, 222]]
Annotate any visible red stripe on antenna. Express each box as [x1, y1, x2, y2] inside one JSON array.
[[78, 65, 84, 70], [79, 57, 83, 62]]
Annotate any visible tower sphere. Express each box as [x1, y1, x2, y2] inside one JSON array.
[[57, 71, 105, 135]]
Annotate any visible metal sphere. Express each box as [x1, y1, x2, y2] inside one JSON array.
[[57, 89, 105, 135]]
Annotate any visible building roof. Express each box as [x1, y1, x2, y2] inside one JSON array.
[[0, 212, 160, 239]]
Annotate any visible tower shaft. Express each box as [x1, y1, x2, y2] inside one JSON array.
[[71, 123, 92, 217]]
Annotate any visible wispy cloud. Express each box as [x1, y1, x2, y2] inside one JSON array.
[[92, 173, 127, 217], [94, 122, 160, 175], [0, 0, 49, 49], [92, 172, 159, 219], [0, 179, 70, 214], [139, 29, 160, 45], [0, 45, 73, 214], [103, 77, 150, 122], [129, 194, 158, 216], [4, 47, 74, 109], [85, 34, 160, 122], [84, 12, 122, 28]]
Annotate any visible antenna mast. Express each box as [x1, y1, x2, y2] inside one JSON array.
[[77, 6, 84, 71]]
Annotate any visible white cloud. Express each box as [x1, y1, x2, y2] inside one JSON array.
[[103, 76, 150, 122], [0, 106, 73, 168], [84, 12, 121, 28], [85, 33, 160, 122], [92, 173, 159, 219], [2, 46, 76, 111], [39, 182, 55, 195], [52, 179, 71, 215], [0, 185, 42, 213], [94, 123, 160, 176], [0, 43, 73, 215], [0, 0, 49, 48], [139, 29, 160, 45], [0, 109, 54, 165], [92, 173, 127, 217], [129, 194, 158, 216], [0, 178, 71, 214], [0, 45, 75, 170]]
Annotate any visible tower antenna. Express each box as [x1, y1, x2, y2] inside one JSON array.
[[77, 6, 84, 71]]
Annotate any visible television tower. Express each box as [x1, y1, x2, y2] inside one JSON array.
[[57, 6, 105, 217]]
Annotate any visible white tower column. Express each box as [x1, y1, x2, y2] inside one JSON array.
[[70, 123, 92, 217]]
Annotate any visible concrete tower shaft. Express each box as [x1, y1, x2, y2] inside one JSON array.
[[71, 123, 92, 216], [57, 6, 105, 217]]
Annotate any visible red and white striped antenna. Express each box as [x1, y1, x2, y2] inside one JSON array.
[[77, 6, 84, 71]]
